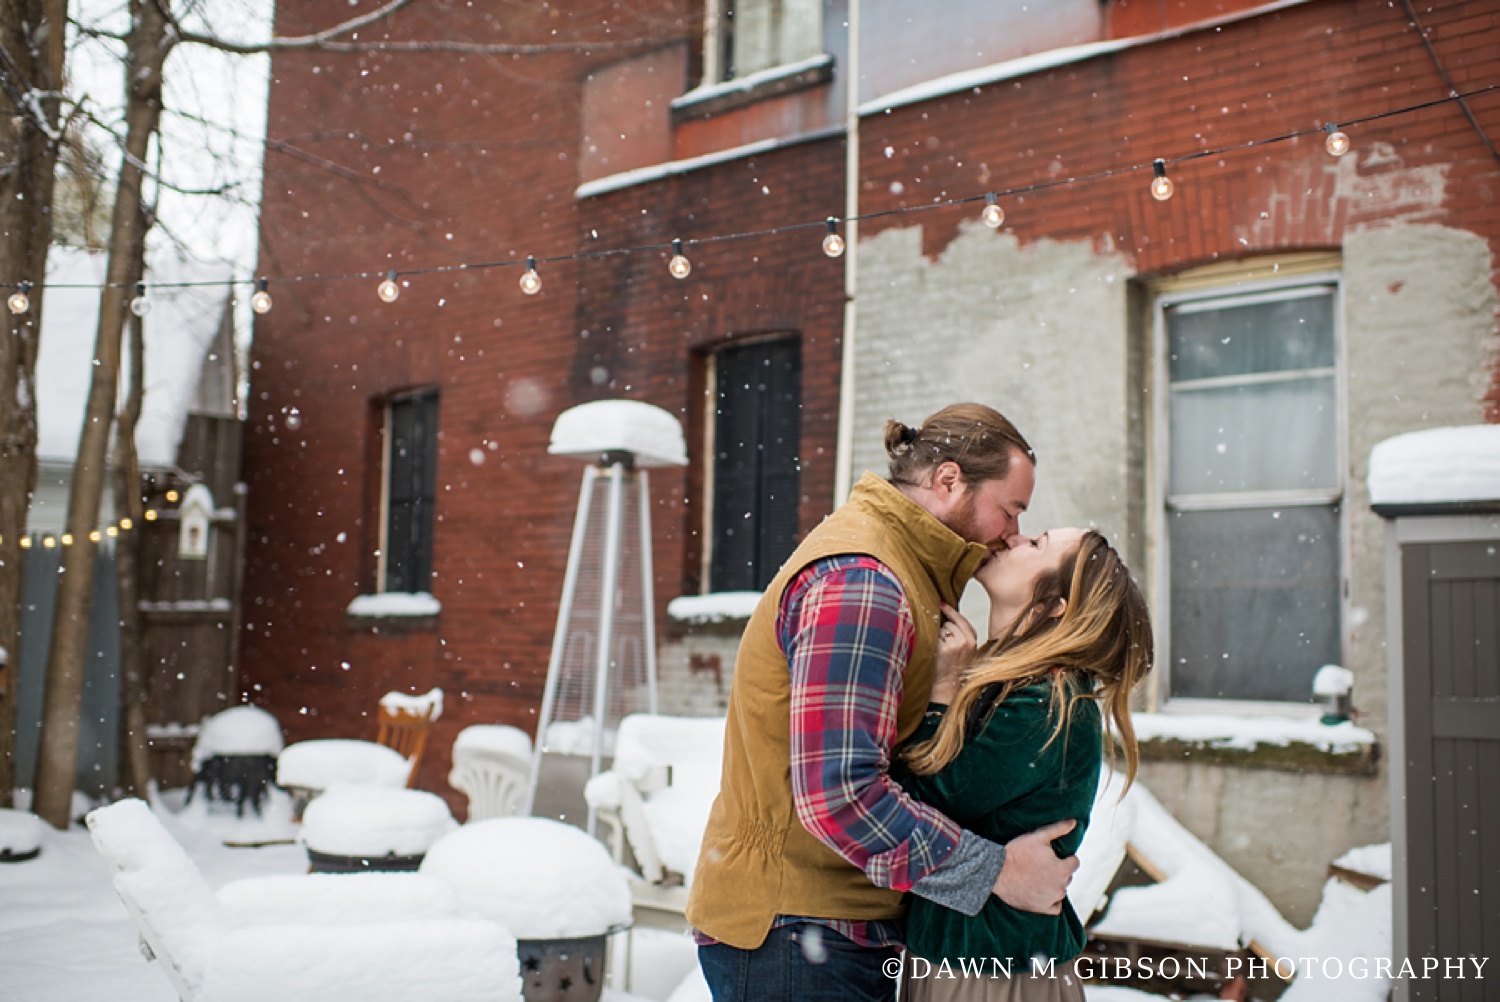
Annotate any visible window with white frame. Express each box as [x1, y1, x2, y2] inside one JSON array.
[[707, 336, 801, 592], [704, 0, 823, 83], [1158, 281, 1342, 704], [381, 390, 439, 594]]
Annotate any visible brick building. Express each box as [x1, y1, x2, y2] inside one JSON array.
[[247, 0, 1499, 921]]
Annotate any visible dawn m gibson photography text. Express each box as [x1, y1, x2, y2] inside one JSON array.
[[886, 954, 1489, 983]]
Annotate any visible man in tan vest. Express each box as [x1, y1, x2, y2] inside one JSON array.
[[687, 403, 1079, 1001]]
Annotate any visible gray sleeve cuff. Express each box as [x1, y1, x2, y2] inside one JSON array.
[[909, 829, 1006, 917]]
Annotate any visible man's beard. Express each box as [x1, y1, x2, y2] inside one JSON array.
[[942, 490, 991, 547]]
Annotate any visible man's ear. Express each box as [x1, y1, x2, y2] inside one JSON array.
[[932, 461, 964, 498]]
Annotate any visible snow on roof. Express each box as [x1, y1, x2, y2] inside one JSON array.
[[36, 247, 233, 468], [666, 591, 762, 623], [548, 399, 688, 467], [574, 125, 843, 199], [418, 817, 632, 939], [1132, 711, 1376, 754], [1368, 425, 1500, 506]]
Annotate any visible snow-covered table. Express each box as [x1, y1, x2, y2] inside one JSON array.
[[420, 817, 632, 1002], [301, 785, 456, 873]]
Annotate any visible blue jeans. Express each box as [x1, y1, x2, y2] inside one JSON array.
[[698, 923, 900, 1002]]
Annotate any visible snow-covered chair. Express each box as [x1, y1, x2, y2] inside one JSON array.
[[86, 798, 521, 1002], [276, 688, 442, 815], [583, 714, 724, 931], [448, 724, 532, 821]]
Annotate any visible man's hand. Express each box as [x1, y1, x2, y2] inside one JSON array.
[[991, 820, 1080, 914]]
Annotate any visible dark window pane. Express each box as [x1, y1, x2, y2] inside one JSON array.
[[1168, 504, 1340, 702], [711, 339, 801, 592], [385, 391, 438, 593], [1168, 289, 1335, 383]]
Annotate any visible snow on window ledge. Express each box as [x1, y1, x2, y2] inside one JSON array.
[[346, 592, 442, 619], [670, 54, 835, 122], [1132, 709, 1378, 775], [667, 591, 762, 624]]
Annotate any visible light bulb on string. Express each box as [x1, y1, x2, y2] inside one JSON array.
[[130, 282, 151, 316], [668, 239, 692, 279], [1324, 122, 1350, 157], [1150, 159, 1175, 201], [250, 277, 273, 314], [377, 271, 400, 303], [981, 192, 1005, 229], [822, 218, 846, 258], [8, 281, 31, 315], [520, 257, 542, 295]]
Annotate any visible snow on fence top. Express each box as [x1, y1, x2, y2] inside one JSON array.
[[191, 705, 284, 767], [548, 399, 687, 467], [1368, 425, 1500, 506]]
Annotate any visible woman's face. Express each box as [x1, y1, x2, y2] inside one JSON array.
[[976, 526, 1087, 635]]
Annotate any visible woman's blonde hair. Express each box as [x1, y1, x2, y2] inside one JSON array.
[[902, 531, 1154, 789]]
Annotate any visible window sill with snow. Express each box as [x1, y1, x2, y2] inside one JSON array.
[[345, 592, 442, 634], [1131, 708, 1379, 776], [669, 54, 835, 123]]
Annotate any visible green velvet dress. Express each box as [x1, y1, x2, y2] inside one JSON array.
[[892, 679, 1102, 967]]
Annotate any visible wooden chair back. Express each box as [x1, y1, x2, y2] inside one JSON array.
[[376, 702, 438, 787]]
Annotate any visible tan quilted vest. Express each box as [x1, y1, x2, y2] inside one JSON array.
[[685, 473, 987, 948]]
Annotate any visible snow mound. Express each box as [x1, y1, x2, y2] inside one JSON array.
[[276, 739, 412, 790], [548, 399, 687, 467], [1369, 425, 1500, 505], [192, 705, 284, 767], [300, 786, 456, 856], [0, 808, 45, 858], [420, 817, 631, 939], [453, 724, 532, 759], [379, 687, 443, 722]]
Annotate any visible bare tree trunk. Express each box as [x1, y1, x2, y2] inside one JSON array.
[[113, 225, 150, 798], [32, 0, 169, 828], [0, 0, 68, 810]]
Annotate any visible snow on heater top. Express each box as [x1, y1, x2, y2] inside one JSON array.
[[548, 399, 687, 467], [1368, 425, 1500, 508]]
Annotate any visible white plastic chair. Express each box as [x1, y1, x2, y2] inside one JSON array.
[[86, 798, 521, 1002], [448, 725, 533, 821]]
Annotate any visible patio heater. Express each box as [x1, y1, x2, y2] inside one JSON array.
[[522, 400, 686, 833]]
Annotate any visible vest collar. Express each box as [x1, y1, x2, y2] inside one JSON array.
[[848, 473, 989, 606]]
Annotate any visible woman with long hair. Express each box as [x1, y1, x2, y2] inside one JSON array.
[[892, 527, 1154, 1002]]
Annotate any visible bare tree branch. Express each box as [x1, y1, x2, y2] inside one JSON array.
[[172, 0, 418, 55]]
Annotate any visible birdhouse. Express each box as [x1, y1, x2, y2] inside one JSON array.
[[178, 484, 215, 560]]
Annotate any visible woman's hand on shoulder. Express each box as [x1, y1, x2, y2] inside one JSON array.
[[932, 604, 977, 704]]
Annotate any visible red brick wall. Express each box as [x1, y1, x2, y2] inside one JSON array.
[[244, 0, 844, 803], [858, 0, 1500, 413], [245, 0, 1499, 807]]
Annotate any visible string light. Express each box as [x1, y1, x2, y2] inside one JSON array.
[[120, 517, 133, 530], [1150, 159, 1175, 201], [822, 218, 846, 258], [251, 277, 273, 314], [19, 536, 31, 549], [1324, 122, 1351, 157], [668, 239, 692, 279], [60, 533, 73, 545], [377, 271, 400, 302], [129, 282, 151, 316], [520, 257, 542, 295], [89, 530, 102, 542], [106, 526, 118, 537], [41, 536, 55, 548], [7, 281, 30, 315], [981, 192, 1005, 228], [165, 489, 180, 503], [144, 510, 158, 521]]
